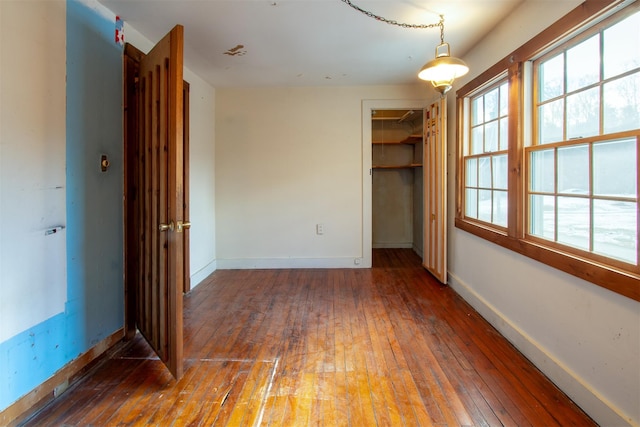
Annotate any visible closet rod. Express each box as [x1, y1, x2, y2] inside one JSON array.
[[398, 110, 415, 123]]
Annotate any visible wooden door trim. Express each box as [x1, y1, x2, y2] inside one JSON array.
[[123, 43, 143, 340], [183, 82, 190, 293]]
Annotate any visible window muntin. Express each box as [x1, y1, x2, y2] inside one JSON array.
[[529, 10, 640, 267], [527, 137, 638, 265], [536, 11, 640, 144], [464, 81, 509, 227]]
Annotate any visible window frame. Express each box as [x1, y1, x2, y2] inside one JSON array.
[[455, 0, 640, 302], [462, 77, 511, 229]]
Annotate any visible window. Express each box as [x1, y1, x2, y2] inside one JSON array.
[[456, 1, 640, 301], [529, 10, 639, 268], [464, 81, 509, 227]]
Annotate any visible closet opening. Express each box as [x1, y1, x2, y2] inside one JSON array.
[[371, 109, 424, 258], [362, 98, 447, 282]]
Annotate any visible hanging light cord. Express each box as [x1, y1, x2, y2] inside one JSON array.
[[340, 0, 444, 38]]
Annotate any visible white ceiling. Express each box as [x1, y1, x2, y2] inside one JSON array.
[[98, 0, 524, 87]]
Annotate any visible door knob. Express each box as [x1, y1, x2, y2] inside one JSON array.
[[159, 221, 174, 232], [176, 221, 191, 233]]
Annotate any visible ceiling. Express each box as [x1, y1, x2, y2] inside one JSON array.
[[98, 0, 524, 87]]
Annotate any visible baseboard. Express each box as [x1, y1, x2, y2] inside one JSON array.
[[447, 272, 632, 427], [372, 242, 413, 249], [190, 259, 217, 289], [0, 328, 125, 427], [217, 256, 366, 269]]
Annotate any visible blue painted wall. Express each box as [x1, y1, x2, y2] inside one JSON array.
[[65, 0, 124, 356], [0, 0, 124, 411]]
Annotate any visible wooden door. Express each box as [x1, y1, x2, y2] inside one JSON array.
[[423, 98, 447, 283], [134, 25, 185, 379]]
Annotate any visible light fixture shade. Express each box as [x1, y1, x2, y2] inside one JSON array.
[[418, 42, 469, 94], [418, 56, 469, 81]]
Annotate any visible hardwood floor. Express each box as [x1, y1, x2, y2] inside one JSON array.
[[23, 249, 595, 426]]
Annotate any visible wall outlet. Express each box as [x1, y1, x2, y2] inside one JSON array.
[[316, 223, 324, 235]]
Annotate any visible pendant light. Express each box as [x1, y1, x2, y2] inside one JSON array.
[[417, 16, 469, 94], [340, 2, 470, 93]]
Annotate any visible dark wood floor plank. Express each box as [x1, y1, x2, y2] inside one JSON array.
[[108, 361, 174, 425], [366, 270, 425, 426], [360, 275, 407, 426], [22, 357, 142, 426], [22, 249, 596, 427], [194, 360, 249, 426]]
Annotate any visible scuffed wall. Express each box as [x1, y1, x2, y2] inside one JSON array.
[[0, 0, 124, 412]]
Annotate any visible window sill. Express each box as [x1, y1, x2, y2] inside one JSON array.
[[454, 217, 640, 302]]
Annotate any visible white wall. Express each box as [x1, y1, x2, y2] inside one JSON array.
[[447, 1, 640, 426], [0, 0, 67, 344], [215, 85, 430, 268], [125, 24, 217, 288], [185, 70, 216, 287]]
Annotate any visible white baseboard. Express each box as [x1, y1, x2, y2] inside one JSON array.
[[447, 271, 632, 427], [190, 259, 217, 289], [216, 257, 367, 269], [372, 242, 413, 249]]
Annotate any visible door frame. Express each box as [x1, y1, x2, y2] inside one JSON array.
[[362, 99, 428, 267], [123, 43, 145, 339]]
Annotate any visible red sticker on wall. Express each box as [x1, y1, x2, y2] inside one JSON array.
[[115, 15, 124, 46]]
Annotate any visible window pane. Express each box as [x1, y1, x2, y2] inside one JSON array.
[[478, 189, 492, 222], [499, 117, 508, 150], [558, 144, 589, 194], [493, 190, 508, 227], [539, 99, 564, 144], [530, 149, 555, 193], [540, 54, 564, 101], [478, 157, 492, 188], [493, 155, 508, 190], [530, 195, 555, 239], [472, 97, 484, 126], [466, 158, 478, 187], [566, 34, 600, 92], [471, 125, 484, 155], [566, 87, 600, 139], [557, 196, 590, 250], [593, 200, 637, 264], [484, 87, 499, 121], [604, 11, 640, 79], [465, 189, 478, 218], [603, 72, 640, 134], [485, 121, 499, 152], [499, 82, 509, 117], [593, 138, 637, 197]]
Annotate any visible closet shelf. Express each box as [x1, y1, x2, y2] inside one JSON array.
[[372, 135, 422, 145], [373, 163, 423, 169], [401, 135, 422, 144]]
